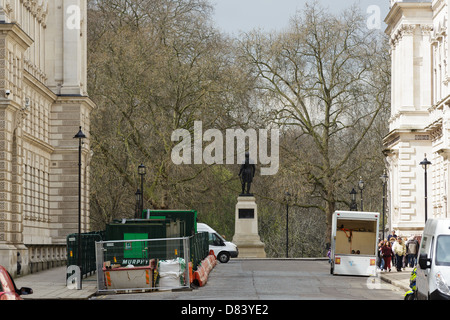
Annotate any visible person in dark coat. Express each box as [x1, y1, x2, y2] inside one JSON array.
[[381, 241, 394, 272]]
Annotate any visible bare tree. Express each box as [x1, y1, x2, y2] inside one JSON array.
[[87, 0, 258, 228], [86, 0, 390, 257], [240, 2, 390, 244]]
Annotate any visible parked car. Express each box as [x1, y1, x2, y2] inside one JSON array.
[[0, 266, 33, 300], [197, 223, 238, 263]]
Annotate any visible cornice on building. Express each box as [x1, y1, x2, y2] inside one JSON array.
[[0, 22, 33, 49], [385, 2, 433, 36]]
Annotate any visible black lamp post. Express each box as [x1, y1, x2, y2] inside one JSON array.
[[380, 169, 388, 240], [420, 155, 432, 223], [138, 164, 146, 218], [135, 189, 142, 219], [358, 176, 364, 211], [73, 126, 85, 289], [350, 188, 357, 211], [285, 191, 291, 258]]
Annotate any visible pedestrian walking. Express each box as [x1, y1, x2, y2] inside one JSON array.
[[387, 230, 397, 242], [406, 236, 419, 267], [389, 237, 396, 267], [381, 241, 393, 272], [402, 237, 408, 268], [377, 239, 385, 269], [393, 237, 406, 271]]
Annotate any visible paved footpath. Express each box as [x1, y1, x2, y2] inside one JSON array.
[[379, 266, 413, 293], [12, 260, 413, 300], [14, 266, 97, 300]]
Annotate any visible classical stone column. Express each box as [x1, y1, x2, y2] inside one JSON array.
[[400, 24, 415, 111]]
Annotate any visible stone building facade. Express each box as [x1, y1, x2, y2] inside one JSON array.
[[384, 0, 450, 237], [0, 0, 94, 275]]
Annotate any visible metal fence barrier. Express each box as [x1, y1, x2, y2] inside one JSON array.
[[67, 231, 105, 278], [96, 236, 195, 293], [190, 231, 209, 268]]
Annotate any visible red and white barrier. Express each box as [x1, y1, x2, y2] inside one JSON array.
[[193, 254, 217, 287]]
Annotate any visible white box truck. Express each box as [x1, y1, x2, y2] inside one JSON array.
[[330, 211, 379, 276]]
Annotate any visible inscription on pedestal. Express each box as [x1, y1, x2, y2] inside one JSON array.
[[238, 208, 254, 219]]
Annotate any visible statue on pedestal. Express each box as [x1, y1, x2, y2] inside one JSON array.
[[239, 152, 255, 195], [234, 152, 265, 258]]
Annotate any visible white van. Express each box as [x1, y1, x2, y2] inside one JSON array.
[[416, 218, 450, 300], [197, 223, 238, 263]]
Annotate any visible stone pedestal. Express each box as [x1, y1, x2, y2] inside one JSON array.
[[232, 196, 266, 258]]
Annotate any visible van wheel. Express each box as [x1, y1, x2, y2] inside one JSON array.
[[218, 252, 230, 263]]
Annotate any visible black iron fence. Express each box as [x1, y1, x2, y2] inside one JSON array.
[[66, 231, 105, 278]]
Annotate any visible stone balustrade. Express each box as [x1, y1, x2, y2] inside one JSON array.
[[26, 244, 67, 274]]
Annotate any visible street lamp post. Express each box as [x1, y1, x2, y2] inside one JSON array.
[[135, 189, 142, 219], [420, 155, 432, 223], [73, 126, 86, 289], [358, 176, 364, 211], [285, 191, 291, 258], [380, 169, 388, 241], [350, 188, 358, 211], [138, 164, 146, 218]]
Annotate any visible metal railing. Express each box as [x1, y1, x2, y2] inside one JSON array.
[[67, 232, 105, 278], [190, 231, 209, 268]]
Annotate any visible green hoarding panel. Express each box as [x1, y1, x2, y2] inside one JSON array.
[[123, 233, 148, 259]]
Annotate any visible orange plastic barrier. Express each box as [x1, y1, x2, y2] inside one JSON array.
[[193, 254, 217, 287], [189, 262, 193, 284]]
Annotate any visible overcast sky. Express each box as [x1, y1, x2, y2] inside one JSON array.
[[211, 0, 390, 35]]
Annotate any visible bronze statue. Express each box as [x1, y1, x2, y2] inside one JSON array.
[[239, 152, 256, 195]]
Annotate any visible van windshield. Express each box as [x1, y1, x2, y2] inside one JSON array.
[[436, 235, 450, 266], [208, 233, 224, 246]]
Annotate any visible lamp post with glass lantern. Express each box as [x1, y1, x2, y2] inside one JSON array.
[[358, 177, 364, 211], [138, 164, 146, 218], [285, 191, 291, 258], [419, 155, 431, 223], [380, 169, 388, 240], [135, 189, 142, 219], [350, 188, 358, 211], [73, 126, 85, 289]]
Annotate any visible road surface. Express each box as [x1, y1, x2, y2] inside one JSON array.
[[93, 258, 404, 300]]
